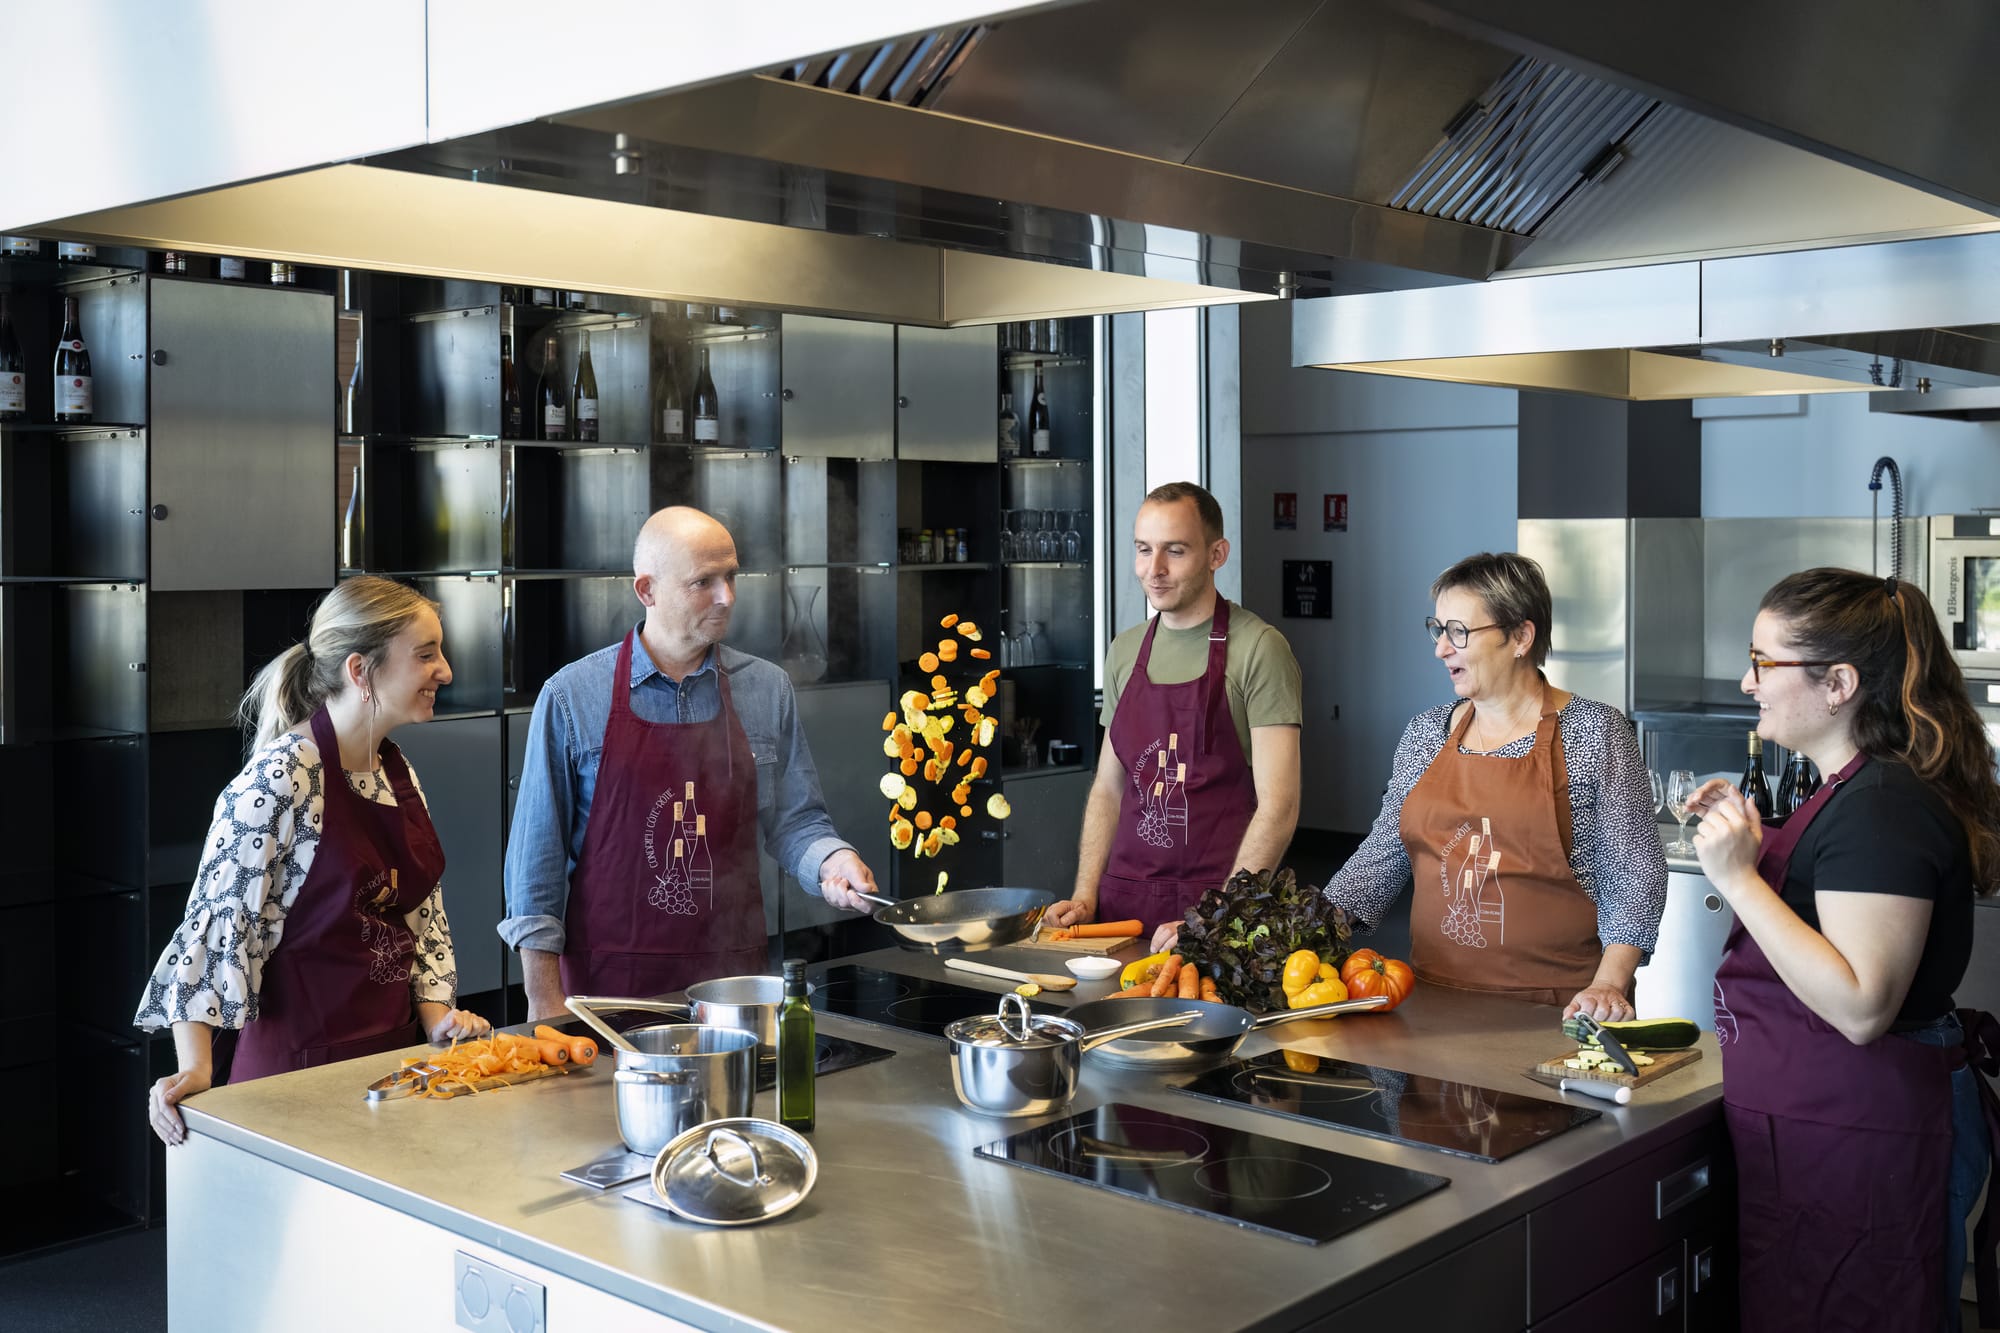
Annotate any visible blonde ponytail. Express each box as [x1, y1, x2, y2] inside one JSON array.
[[236, 576, 440, 754]]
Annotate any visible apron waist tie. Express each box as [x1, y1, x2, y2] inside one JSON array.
[[1957, 1007, 2000, 1327]]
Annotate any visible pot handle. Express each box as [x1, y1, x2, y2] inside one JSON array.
[[703, 1127, 774, 1188], [1248, 995, 1391, 1028], [1077, 1009, 1205, 1052], [565, 996, 694, 1053], [995, 991, 1036, 1042]]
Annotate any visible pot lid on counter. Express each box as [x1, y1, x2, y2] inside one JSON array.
[[642, 1118, 820, 1227]]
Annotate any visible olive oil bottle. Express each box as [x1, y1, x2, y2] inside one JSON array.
[[777, 959, 815, 1132]]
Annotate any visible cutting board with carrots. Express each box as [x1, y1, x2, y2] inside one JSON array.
[[1026, 930, 1137, 955], [1532, 1046, 1702, 1089]]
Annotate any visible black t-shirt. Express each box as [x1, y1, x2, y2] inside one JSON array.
[[1780, 759, 1975, 1023]]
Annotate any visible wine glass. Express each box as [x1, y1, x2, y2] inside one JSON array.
[[1037, 509, 1060, 560], [1062, 509, 1083, 562], [1666, 769, 1698, 856], [1648, 769, 1665, 820]]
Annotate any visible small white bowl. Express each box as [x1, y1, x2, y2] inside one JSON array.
[[1064, 956, 1123, 981]]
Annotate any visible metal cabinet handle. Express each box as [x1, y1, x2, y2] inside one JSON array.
[[1655, 1156, 1711, 1218], [780, 387, 795, 401], [1655, 1263, 1681, 1316], [1691, 1245, 1714, 1293], [896, 395, 909, 408], [150, 504, 169, 521], [151, 349, 168, 365]]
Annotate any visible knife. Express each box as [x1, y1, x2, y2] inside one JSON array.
[[1572, 1013, 1640, 1077], [1521, 1069, 1632, 1105]]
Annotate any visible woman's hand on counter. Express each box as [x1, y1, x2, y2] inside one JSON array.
[[148, 1067, 211, 1147], [424, 1006, 493, 1044], [1692, 787, 1764, 891]]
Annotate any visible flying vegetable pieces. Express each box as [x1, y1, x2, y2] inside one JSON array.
[[882, 612, 1011, 860]]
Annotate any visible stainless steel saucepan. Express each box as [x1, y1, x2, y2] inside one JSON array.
[[567, 975, 805, 1060], [1062, 993, 1389, 1070], [857, 887, 1055, 953], [945, 994, 1202, 1117]]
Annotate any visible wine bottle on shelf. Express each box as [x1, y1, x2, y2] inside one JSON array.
[[1799, 756, 1822, 802], [1774, 748, 1798, 818], [160, 251, 189, 275], [341, 465, 362, 569], [537, 334, 566, 441], [0, 294, 26, 421], [500, 334, 523, 438], [269, 262, 297, 286], [56, 241, 96, 264], [777, 959, 816, 1133], [217, 256, 246, 281], [1740, 731, 1774, 820], [1028, 360, 1051, 456], [998, 388, 1020, 458], [572, 329, 599, 442], [530, 287, 555, 308], [655, 346, 687, 443], [54, 295, 92, 424], [692, 346, 720, 445]]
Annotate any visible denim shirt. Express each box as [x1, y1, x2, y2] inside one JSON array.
[[500, 630, 853, 954]]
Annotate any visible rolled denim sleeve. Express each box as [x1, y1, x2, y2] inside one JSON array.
[[501, 680, 580, 955], [759, 672, 854, 898]]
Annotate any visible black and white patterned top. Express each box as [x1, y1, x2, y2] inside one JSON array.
[[1325, 696, 1667, 953], [133, 732, 459, 1033]]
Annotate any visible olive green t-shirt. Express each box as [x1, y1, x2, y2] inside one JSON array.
[[1100, 600, 1303, 758]]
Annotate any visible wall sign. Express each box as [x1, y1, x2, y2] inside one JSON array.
[[1282, 560, 1332, 619], [1324, 493, 1347, 532], [1273, 492, 1297, 530]]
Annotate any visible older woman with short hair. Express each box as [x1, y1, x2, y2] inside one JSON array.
[[1324, 552, 1666, 1019]]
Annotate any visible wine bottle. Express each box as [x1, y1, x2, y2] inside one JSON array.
[[692, 346, 720, 445], [54, 296, 92, 424], [655, 346, 687, 443], [56, 241, 96, 264], [217, 256, 246, 281], [0, 294, 25, 421], [572, 329, 599, 442], [161, 251, 189, 275], [1741, 731, 1774, 820], [341, 465, 362, 569], [1028, 361, 1051, 456], [1800, 757, 1822, 802], [269, 262, 297, 286], [776, 959, 815, 1132], [998, 388, 1020, 458], [1774, 748, 1798, 817], [500, 334, 523, 438], [537, 334, 566, 441]]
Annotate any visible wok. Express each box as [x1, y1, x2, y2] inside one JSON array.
[[857, 887, 1055, 953], [1063, 993, 1389, 1070]]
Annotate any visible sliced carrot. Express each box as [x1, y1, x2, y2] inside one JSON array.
[[900, 757, 918, 776], [940, 815, 956, 829], [960, 805, 972, 817], [937, 639, 959, 662], [919, 652, 939, 672], [915, 811, 933, 830], [970, 648, 992, 659], [941, 613, 960, 628]]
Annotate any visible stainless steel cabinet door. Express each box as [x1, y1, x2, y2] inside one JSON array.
[[391, 715, 505, 997], [1000, 770, 1092, 895], [149, 280, 335, 591], [780, 315, 894, 459], [897, 325, 997, 462]]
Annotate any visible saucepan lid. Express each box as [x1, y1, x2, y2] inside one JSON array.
[[650, 1117, 818, 1226], [944, 992, 1082, 1050]]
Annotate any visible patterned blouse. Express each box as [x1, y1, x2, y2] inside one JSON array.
[[133, 732, 459, 1033], [1325, 695, 1667, 953]]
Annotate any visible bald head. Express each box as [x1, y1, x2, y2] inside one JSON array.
[[633, 507, 739, 667], [634, 506, 733, 579]]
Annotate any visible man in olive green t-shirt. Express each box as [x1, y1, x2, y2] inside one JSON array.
[[1045, 483, 1302, 938]]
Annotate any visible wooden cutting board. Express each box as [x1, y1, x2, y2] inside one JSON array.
[[1023, 929, 1145, 955], [1533, 1046, 1702, 1089]]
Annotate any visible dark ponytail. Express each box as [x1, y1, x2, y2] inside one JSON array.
[[1761, 568, 2000, 893]]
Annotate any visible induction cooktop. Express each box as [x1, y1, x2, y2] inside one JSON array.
[[808, 964, 1002, 1039], [974, 1101, 1449, 1246], [1176, 1051, 1598, 1164]]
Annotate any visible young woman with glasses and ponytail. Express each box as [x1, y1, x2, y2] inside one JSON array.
[[1686, 568, 2000, 1333]]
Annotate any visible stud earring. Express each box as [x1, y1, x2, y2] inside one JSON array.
[[1827, 700, 1839, 716]]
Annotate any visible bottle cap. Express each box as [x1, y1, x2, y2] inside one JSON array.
[[782, 959, 806, 981]]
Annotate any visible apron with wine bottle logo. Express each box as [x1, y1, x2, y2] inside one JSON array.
[[1100, 600, 1258, 931], [560, 632, 764, 998], [1400, 683, 1600, 1005]]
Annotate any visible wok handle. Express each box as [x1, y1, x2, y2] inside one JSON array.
[[855, 892, 897, 909], [1078, 1009, 1205, 1052], [1249, 995, 1391, 1028]]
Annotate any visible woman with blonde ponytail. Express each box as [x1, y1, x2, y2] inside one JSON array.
[[136, 576, 489, 1145], [1686, 569, 2000, 1332]]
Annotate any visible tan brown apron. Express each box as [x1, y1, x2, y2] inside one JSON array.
[[1398, 683, 1599, 1004]]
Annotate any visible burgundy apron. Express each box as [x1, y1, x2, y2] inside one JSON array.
[[560, 632, 764, 997], [1099, 599, 1259, 930], [228, 706, 442, 1082], [1400, 684, 1599, 1004], [1715, 752, 1970, 1332]]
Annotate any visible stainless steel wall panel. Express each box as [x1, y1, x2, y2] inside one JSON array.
[[764, 679, 894, 938], [390, 715, 505, 997], [75, 276, 148, 426], [687, 454, 784, 572], [780, 316, 894, 460], [1518, 518, 1628, 710], [57, 431, 148, 580], [411, 576, 503, 716], [896, 326, 997, 462], [1701, 233, 2000, 346], [552, 449, 651, 573], [61, 583, 147, 736], [1699, 517, 1921, 681], [392, 443, 502, 573], [403, 307, 501, 439], [703, 333, 780, 451], [1000, 769, 1092, 897], [1629, 518, 1706, 707], [148, 281, 335, 591]]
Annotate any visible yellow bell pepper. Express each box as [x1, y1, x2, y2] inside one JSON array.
[[1281, 948, 1321, 998], [1287, 976, 1350, 1009], [1281, 1048, 1321, 1074], [1120, 951, 1172, 991], [1317, 962, 1338, 982]]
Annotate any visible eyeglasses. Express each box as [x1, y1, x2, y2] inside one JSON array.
[[1426, 616, 1505, 649], [1746, 647, 1837, 683]]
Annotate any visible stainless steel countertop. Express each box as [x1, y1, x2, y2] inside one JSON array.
[[183, 948, 1722, 1333]]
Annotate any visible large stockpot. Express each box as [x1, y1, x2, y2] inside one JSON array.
[[858, 887, 1055, 953], [611, 1024, 758, 1156], [1062, 994, 1391, 1071], [569, 976, 805, 1059], [945, 994, 1201, 1117]]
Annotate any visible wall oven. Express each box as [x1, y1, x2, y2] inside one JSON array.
[[1928, 515, 2000, 678]]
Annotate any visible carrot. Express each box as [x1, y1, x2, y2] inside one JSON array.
[[1068, 920, 1143, 939], [535, 1025, 597, 1067], [1200, 976, 1219, 1003], [1114, 982, 1161, 997], [1178, 960, 1199, 999], [1151, 954, 1183, 998]]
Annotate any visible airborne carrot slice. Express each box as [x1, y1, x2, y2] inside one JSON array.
[[919, 653, 939, 673], [940, 613, 960, 628]]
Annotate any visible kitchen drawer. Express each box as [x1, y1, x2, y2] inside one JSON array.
[[1531, 1240, 1685, 1333], [1297, 1220, 1526, 1333], [1528, 1126, 1727, 1319]]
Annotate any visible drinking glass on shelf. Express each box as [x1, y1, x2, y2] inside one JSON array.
[[1666, 769, 1698, 856], [1062, 510, 1083, 562], [1648, 769, 1665, 818], [1016, 509, 1041, 563], [1037, 509, 1060, 560], [1024, 620, 1048, 666]]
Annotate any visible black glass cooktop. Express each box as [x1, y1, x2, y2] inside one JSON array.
[[1176, 1052, 1598, 1164], [753, 1033, 895, 1092], [974, 1102, 1448, 1246], [808, 964, 1001, 1039]]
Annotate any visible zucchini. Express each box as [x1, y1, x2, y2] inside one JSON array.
[[1561, 1016, 1700, 1051]]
